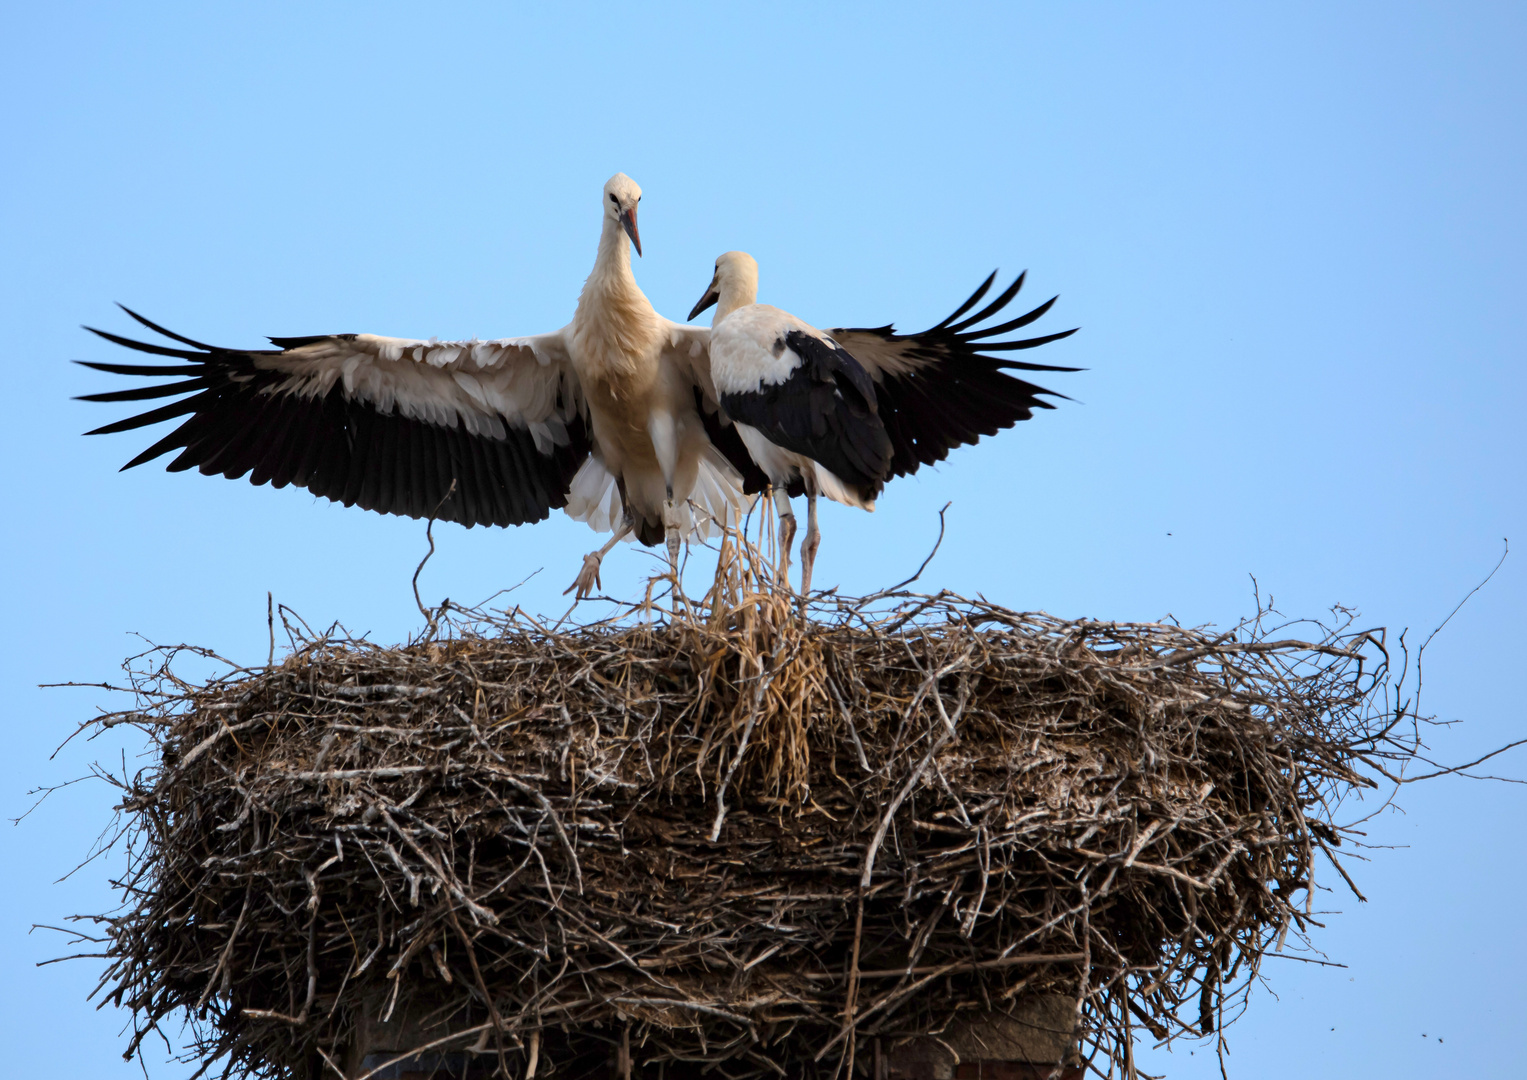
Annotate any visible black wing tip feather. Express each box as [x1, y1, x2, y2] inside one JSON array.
[[73, 358, 205, 376], [81, 391, 210, 437], [836, 273, 1076, 352], [84, 325, 207, 360], [972, 294, 1058, 338], [932, 270, 998, 330], [947, 271, 1027, 334], [982, 327, 1081, 352], [996, 360, 1085, 373], [114, 304, 221, 352], [103, 306, 304, 355], [74, 381, 208, 404]]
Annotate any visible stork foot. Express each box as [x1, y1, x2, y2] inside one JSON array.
[[563, 552, 604, 600]]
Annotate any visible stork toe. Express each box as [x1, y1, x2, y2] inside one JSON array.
[[564, 552, 604, 600]]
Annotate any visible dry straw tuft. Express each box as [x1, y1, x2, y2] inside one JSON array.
[[73, 523, 1426, 1080]]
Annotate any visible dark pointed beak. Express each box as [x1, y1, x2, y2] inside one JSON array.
[[688, 276, 720, 322], [620, 207, 641, 257]]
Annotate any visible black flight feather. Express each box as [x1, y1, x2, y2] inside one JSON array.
[[828, 272, 1081, 479], [78, 313, 590, 529], [117, 305, 222, 351], [75, 359, 205, 377], [947, 272, 1026, 334], [75, 379, 213, 403], [930, 271, 997, 330]]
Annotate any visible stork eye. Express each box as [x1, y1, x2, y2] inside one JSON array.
[[609, 194, 618, 204]]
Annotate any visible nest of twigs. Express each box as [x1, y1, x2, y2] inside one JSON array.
[[75, 525, 1418, 1080]]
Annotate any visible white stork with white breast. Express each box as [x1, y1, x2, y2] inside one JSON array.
[[77, 174, 757, 599], [688, 251, 1079, 598]]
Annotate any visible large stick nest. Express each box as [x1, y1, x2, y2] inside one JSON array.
[[77, 532, 1415, 1080]]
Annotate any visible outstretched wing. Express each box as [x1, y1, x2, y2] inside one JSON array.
[[828, 272, 1079, 479], [77, 307, 590, 528]]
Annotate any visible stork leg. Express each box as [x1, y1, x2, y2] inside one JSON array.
[[646, 412, 683, 576], [663, 484, 681, 572], [773, 486, 797, 587], [798, 490, 821, 612], [565, 512, 634, 600]]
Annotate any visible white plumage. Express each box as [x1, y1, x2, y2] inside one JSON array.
[[254, 331, 576, 449]]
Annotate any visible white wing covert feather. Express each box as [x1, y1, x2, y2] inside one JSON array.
[[255, 330, 582, 452]]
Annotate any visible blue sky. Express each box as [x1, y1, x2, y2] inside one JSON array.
[[2, 3, 1523, 1076]]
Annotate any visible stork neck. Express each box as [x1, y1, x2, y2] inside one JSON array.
[[713, 280, 758, 325], [590, 214, 634, 286], [574, 214, 658, 375], [578, 214, 647, 319]]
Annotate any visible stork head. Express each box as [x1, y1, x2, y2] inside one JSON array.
[[688, 250, 759, 322], [603, 173, 642, 257]]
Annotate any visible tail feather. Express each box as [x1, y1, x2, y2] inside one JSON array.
[[812, 461, 877, 511]]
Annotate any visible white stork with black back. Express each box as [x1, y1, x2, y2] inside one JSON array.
[[689, 252, 892, 601], [688, 250, 1079, 599], [77, 174, 759, 599]]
